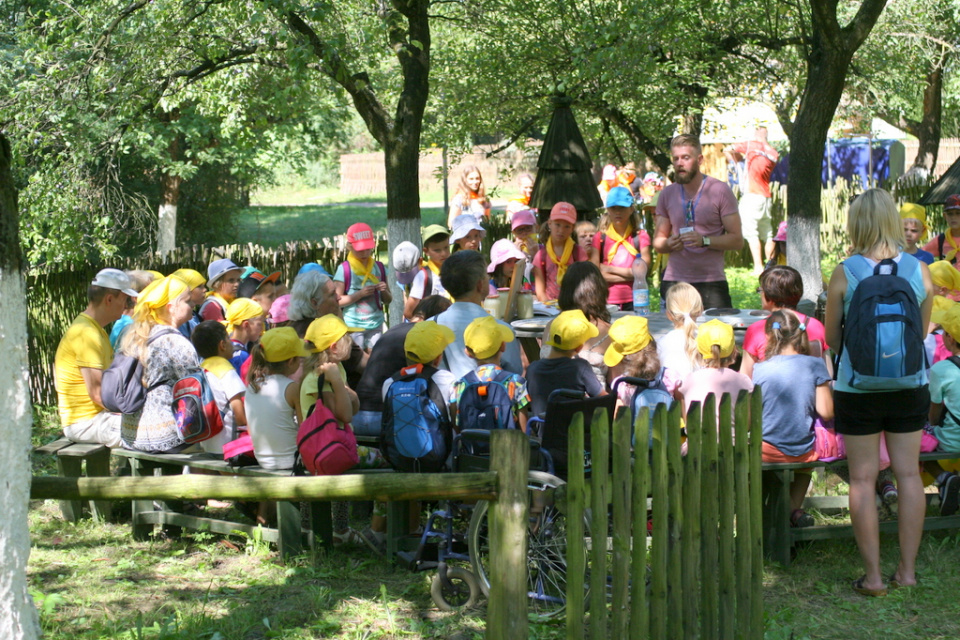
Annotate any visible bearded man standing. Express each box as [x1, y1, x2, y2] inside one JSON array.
[[653, 134, 743, 309]]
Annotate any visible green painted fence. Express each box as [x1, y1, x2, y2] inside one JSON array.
[[564, 390, 764, 639]]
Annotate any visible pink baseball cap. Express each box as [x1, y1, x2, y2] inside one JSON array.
[[549, 202, 577, 225], [511, 208, 537, 230], [487, 239, 526, 273], [773, 221, 787, 242], [269, 294, 291, 324], [346, 223, 376, 251]]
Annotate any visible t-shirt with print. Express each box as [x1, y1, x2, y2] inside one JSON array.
[[533, 244, 589, 301], [930, 358, 960, 453], [55, 312, 114, 427], [752, 354, 830, 457], [199, 355, 246, 454], [526, 357, 604, 418], [229, 339, 250, 376], [678, 367, 753, 416], [452, 364, 531, 420], [742, 313, 827, 363], [408, 266, 448, 300], [655, 176, 739, 283], [334, 261, 386, 330], [592, 228, 652, 304]]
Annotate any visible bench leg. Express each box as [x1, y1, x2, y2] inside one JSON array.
[[84, 448, 113, 522], [386, 500, 412, 560], [762, 469, 793, 567], [275, 500, 302, 561], [128, 458, 155, 540], [56, 456, 84, 522], [308, 501, 333, 551]]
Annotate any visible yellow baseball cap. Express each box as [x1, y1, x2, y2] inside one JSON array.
[[224, 298, 266, 334], [304, 314, 360, 352], [929, 260, 960, 292], [933, 303, 960, 342], [697, 319, 735, 359], [546, 310, 599, 351], [603, 316, 652, 366], [171, 268, 206, 290], [464, 315, 515, 360], [899, 203, 927, 237], [259, 327, 309, 362], [404, 321, 455, 364]]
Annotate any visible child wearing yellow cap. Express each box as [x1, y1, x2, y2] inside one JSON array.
[[451, 315, 532, 431], [301, 315, 359, 426], [605, 316, 680, 412], [526, 310, 606, 419], [921, 194, 960, 264], [382, 321, 458, 415], [245, 327, 308, 472], [900, 203, 933, 265], [191, 320, 248, 455], [924, 304, 960, 516], [751, 310, 833, 527], [224, 298, 267, 375], [676, 319, 752, 418]]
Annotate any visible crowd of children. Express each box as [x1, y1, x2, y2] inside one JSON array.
[[58, 173, 960, 584]]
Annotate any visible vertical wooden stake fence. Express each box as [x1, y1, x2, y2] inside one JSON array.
[[564, 391, 764, 639], [487, 428, 530, 640]]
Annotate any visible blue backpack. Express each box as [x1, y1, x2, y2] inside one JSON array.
[[456, 369, 518, 431], [380, 364, 452, 472], [613, 368, 674, 447], [840, 254, 926, 390]]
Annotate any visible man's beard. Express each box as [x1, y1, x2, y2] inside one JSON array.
[[674, 167, 699, 185]]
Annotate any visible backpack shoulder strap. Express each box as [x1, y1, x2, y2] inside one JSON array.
[[939, 233, 946, 259], [464, 370, 481, 387], [340, 261, 352, 291], [598, 232, 607, 263], [418, 365, 451, 423], [422, 266, 433, 297]]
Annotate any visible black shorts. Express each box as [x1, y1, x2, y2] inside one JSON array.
[[834, 386, 930, 436], [660, 280, 732, 310]]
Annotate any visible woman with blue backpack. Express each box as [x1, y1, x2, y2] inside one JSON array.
[[825, 188, 935, 596]]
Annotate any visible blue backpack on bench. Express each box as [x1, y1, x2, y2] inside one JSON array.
[[613, 368, 674, 447]]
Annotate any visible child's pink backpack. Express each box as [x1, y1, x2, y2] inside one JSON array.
[[296, 379, 358, 476]]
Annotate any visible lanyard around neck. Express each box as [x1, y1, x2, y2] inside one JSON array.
[[680, 177, 705, 225]]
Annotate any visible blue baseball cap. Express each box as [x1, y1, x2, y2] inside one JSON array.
[[207, 258, 241, 286], [606, 186, 634, 208], [297, 262, 331, 277]]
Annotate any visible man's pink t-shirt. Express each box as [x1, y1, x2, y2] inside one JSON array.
[[679, 367, 753, 415], [742, 313, 827, 362], [592, 229, 651, 304], [534, 244, 588, 300], [655, 176, 739, 283]]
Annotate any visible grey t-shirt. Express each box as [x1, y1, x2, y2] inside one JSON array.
[[526, 357, 605, 418], [752, 354, 830, 457]]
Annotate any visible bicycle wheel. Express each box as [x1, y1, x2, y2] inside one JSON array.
[[468, 470, 587, 620]]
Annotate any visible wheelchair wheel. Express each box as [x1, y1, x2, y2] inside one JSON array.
[[467, 471, 586, 620], [431, 567, 480, 610]]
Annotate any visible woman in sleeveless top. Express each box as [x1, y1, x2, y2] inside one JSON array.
[[825, 189, 933, 595]]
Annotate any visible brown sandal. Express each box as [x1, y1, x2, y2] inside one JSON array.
[[852, 575, 887, 597]]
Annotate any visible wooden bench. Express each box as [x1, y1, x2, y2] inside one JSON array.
[[110, 448, 395, 561], [762, 451, 960, 566], [34, 438, 112, 522]]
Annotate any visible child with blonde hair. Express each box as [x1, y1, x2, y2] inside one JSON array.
[[752, 310, 833, 527], [605, 316, 680, 413], [677, 319, 752, 417], [657, 282, 703, 379], [225, 298, 267, 374], [575, 220, 598, 259]]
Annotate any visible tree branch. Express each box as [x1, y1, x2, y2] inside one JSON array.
[[484, 115, 541, 158]]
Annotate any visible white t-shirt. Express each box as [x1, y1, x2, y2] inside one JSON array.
[[657, 328, 699, 380], [408, 268, 448, 300], [200, 357, 247, 455]]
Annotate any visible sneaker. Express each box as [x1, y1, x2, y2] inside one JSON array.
[[940, 474, 960, 516], [790, 509, 815, 528], [880, 482, 898, 509], [332, 527, 365, 547]]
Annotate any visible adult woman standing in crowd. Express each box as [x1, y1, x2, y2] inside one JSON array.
[[120, 276, 201, 453], [541, 261, 613, 389], [824, 188, 933, 596], [448, 165, 491, 226]]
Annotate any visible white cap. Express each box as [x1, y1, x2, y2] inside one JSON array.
[[450, 214, 487, 243], [91, 268, 139, 298]]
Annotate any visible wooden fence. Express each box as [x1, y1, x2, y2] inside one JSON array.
[[564, 390, 764, 639]]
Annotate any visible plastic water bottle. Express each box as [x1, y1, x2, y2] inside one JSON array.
[[632, 256, 649, 316]]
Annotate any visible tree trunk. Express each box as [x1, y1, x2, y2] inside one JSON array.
[[911, 51, 948, 175], [787, 0, 887, 310], [384, 132, 425, 327], [0, 134, 42, 639], [157, 169, 181, 256]]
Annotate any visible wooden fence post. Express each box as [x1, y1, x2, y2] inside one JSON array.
[[566, 412, 586, 640], [611, 409, 632, 638], [733, 391, 752, 640], [629, 410, 650, 639], [487, 428, 530, 640], [698, 396, 719, 640], [749, 389, 765, 638]]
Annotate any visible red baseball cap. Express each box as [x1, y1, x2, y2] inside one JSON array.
[[347, 223, 376, 251], [549, 202, 577, 225], [945, 194, 960, 212]]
